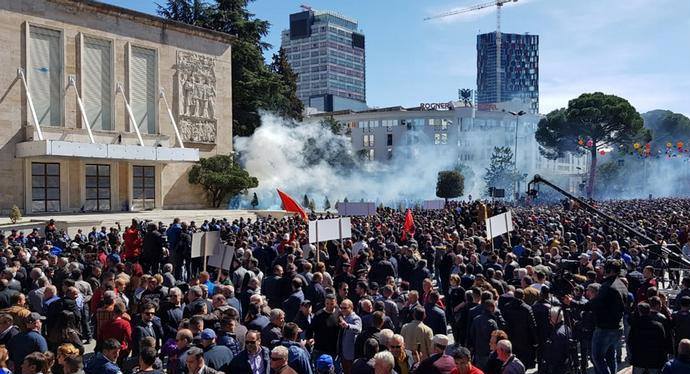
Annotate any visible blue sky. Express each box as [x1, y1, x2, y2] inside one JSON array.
[[105, 0, 690, 116]]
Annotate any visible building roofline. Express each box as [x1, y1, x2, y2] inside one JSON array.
[[48, 0, 237, 44]]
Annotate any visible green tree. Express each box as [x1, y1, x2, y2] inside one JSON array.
[[268, 48, 304, 121], [484, 146, 518, 197], [324, 197, 331, 210], [454, 162, 475, 194], [250, 192, 259, 209], [436, 171, 464, 203], [642, 110, 690, 149], [188, 155, 258, 207], [535, 92, 645, 198], [303, 194, 310, 209], [321, 116, 344, 135], [158, 0, 302, 137]]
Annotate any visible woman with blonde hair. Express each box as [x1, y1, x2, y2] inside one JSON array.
[[54, 344, 79, 374], [0, 345, 11, 374]]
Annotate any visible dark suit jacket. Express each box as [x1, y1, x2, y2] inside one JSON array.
[[229, 347, 271, 374], [283, 290, 305, 322], [132, 317, 164, 355]]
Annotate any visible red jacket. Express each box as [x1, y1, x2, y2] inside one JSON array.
[[123, 228, 142, 261], [100, 315, 132, 353]]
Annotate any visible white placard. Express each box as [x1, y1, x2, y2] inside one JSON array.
[[308, 218, 353, 243], [308, 220, 317, 243], [340, 217, 352, 239], [208, 245, 234, 270], [191, 232, 205, 258], [485, 211, 514, 239], [318, 219, 341, 242], [204, 231, 220, 257]]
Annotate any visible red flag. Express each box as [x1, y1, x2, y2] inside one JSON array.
[[277, 189, 308, 221], [402, 209, 414, 241]]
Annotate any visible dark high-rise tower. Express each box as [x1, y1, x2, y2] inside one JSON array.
[[477, 32, 539, 114], [281, 7, 367, 112]]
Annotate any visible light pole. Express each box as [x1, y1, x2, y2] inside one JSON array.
[[508, 110, 526, 199]]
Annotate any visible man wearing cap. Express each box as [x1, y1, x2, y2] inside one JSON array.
[[7, 312, 47, 372], [315, 354, 334, 374], [229, 330, 270, 374], [198, 328, 233, 372], [414, 334, 455, 374]]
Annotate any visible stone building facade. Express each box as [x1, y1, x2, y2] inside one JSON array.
[[0, 0, 234, 214]]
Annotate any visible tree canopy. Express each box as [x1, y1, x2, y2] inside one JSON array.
[[642, 109, 690, 149], [535, 92, 645, 198], [483, 146, 518, 198], [158, 0, 303, 137], [436, 171, 464, 202], [188, 155, 258, 207]]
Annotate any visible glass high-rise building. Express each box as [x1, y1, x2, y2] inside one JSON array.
[[281, 7, 367, 112], [477, 32, 539, 114]]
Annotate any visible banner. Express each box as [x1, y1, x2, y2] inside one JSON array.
[[204, 231, 220, 257], [207, 245, 234, 270], [191, 232, 205, 258], [308, 218, 353, 243], [485, 211, 514, 239]]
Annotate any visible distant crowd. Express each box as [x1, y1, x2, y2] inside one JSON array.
[[0, 198, 689, 374]]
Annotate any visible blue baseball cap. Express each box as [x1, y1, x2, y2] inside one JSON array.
[[316, 354, 334, 370], [200, 328, 216, 340]]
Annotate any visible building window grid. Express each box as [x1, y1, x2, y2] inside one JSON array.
[[31, 162, 60, 213], [85, 164, 111, 211], [132, 166, 155, 209]]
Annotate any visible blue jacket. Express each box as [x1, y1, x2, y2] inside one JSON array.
[[283, 290, 305, 322], [662, 357, 690, 374], [8, 330, 47, 368], [278, 340, 313, 374], [85, 352, 122, 374], [202, 343, 233, 372], [424, 304, 448, 335]]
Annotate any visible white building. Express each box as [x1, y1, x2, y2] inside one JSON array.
[[313, 101, 588, 194]]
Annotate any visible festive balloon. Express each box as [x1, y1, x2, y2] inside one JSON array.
[[578, 139, 584, 146], [666, 142, 673, 148], [678, 141, 684, 148], [645, 143, 651, 149], [599, 150, 606, 156], [633, 143, 641, 149], [586, 139, 594, 147]]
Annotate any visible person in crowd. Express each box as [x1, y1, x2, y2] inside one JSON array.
[[261, 309, 284, 350], [184, 347, 219, 374], [495, 341, 524, 374], [9, 313, 47, 372], [662, 339, 690, 374], [276, 322, 312, 374], [451, 346, 484, 374], [228, 330, 270, 374], [400, 306, 433, 359], [339, 299, 362, 373], [84, 339, 121, 374], [628, 302, 669, 373], [388, 333, 417, 374], [372, 351, 395, 374], [414, 334, 455, 374], [0, 346, 11, 374], [269, 346, 297, 374]]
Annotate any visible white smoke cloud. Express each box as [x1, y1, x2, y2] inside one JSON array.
[[233, 113, 471, 209]]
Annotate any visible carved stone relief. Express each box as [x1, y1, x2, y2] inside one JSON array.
[[176, 51, 217, 143]]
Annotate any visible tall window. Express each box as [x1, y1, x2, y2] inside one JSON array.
[[132, 166, 155, 210], [363, 134, 375, 147], [387, 134, 393, 146], [85, 164, 111, 211], [129, 46, 156, 134], [29, 26, 62, 127], [31, 163, 60, 212], [82, 37, 113, 131]]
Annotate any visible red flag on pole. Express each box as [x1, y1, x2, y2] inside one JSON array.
[[277, 189, 308, 221], [402, 209, 414, 241]]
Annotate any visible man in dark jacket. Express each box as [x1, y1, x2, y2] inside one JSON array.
[[141, 223, 165, 274], [228, 330, 270, 374], [198, 329, 233, 372], [355, 311, 384, 358], [132, 303, 164, 356], [502, 289, 539, 369], [282, 278, 305, 323], [542, 306, 573, 374], [424, 291, 447, 336], [673, 296, 690, 348], [262, 265, 283, 309], [468, 299, 506, 370], [588, 260, 629, 374], [410, 260, 431, 295], [173, 223, 192, 281], [304, 273, 326, 312], [629, 302, 669, 372]]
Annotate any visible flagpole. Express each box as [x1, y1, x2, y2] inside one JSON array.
[[505, 212, 512, 247]]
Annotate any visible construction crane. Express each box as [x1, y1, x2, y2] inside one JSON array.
[[425, 0, 519, 105]]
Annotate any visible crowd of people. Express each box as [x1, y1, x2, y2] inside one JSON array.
[[0, 198, 689, 374]]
